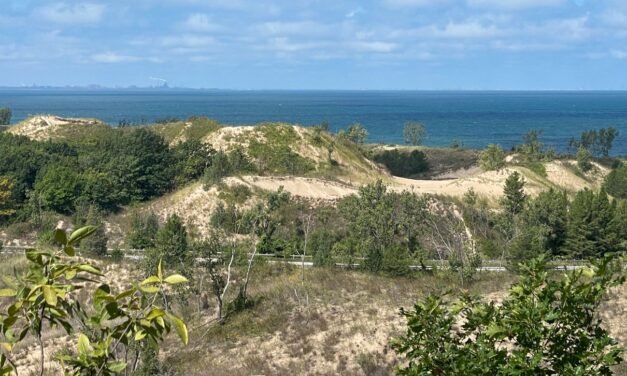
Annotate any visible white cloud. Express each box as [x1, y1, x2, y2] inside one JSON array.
[[467, 0, 566, 10], [258, 21, 330, 36], [35, 2, 105, 24], [385, 0, 452, 7], [161, 34, 216, 48], [91, 52, 140, 63], [350, 41, 398, 53], [610, 49, 627, 59], [182, 13, 221, 32]]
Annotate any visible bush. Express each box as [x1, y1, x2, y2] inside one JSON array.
[[576, 145, 593, 172], [604, 164, 627, 199], [392, 255, 626, 375], [403, 122, 426, 146], [372, 149, 429, 177], [479, 144, 505, 171], [0, 107, 11, 125]]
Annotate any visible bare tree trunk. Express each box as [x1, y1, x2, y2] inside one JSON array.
[[218, 246, 235, 320], [242, 236, 258, 300]]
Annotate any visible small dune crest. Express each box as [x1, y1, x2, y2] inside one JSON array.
[[8, 115, 107, 141]]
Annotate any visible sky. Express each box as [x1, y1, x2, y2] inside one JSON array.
[[2, 0, 627, 89]]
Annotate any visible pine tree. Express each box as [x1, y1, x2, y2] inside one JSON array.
[[502, 171, 527, 216], [565, 189, 618, 258], [80, 205, 108, 256], [146, 214, 188, 274]]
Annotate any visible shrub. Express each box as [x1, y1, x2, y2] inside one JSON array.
[[577, 146, 593, 172], [479, 144, 505, 171], [392, 255, 626, 375], [0, 107, 11, 125], [604, 164, 627, 199], [372, 149, 429, 177], [403, 122, 426, 146]]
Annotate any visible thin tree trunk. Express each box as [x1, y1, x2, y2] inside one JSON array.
[[242, 237, 258, 300]]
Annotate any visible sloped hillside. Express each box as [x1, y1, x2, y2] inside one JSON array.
[[8, 115, 109, 141]]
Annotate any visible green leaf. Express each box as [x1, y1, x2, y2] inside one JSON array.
[[134, 330, 146, 341], [485, 324, 505, 338], [0, 289, 16, 298], [68, 226, 97, 246], [107, 362, 127, 373], [157, 259, 163, 280], [77, 264, 103, 275], [115, 289, 135, 301], [63, 245, 75, 257], [139, 286, 160, 294], [141, 276, 161, 285], [42, 286, 57, 306], [164, 274, 188, 285], [64, 269, 77, 280], [146, 308, 166, 321], [53, 229, 67, 246], [168, 314, 188, 345], [77, 333, 91, 355]]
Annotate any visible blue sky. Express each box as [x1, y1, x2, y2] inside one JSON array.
[[2, 0, 627, 89]]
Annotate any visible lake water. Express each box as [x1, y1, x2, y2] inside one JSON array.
[[1, 89, 626, 155]]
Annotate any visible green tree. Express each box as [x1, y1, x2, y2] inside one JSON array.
[[0, 108, 11, 125], [0, 176, 15, 218], [521, 189, 569, 256], [172, 140, 215, 186], [79, 205, 108, 256], [146, 214, 189, 274], [34, 165, 82, 214], [565, 188, 619, 258], [520, 129, 544, 161], [346, 123, 368, 145], [502, 171, 527, 216], [403, 122, 426, 146], [576, 145, 593, 172], [597, 127, 619, 157], [392, 255, 626, 375], [479, 144, 506, 171], [127, 211, 160, 249], [604, 164, 627, 199]]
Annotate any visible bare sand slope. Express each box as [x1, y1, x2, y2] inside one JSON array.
[[235, 176, 357, 200], [8, 115, 104, 141]]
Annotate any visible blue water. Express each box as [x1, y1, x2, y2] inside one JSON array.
[[1, 89, 626, 155]]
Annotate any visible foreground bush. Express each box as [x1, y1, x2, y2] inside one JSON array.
[[0, 227, 188, 375], [392, 254, 626, 375]]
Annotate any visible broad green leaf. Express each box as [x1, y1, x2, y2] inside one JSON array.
[[155, 316, 166, 329], [134, 330, 146, 341], [107, 362, 127, 373], [164, 274, 188, 285], [78, 264, 103, 275], [141, 276, 160, 285], [63, 245, 75, 257], [168, 314, 188, 345], [77, 333, 91, 355], [140, 286, 160, 294], [64, 269, 77, 280], [0, 289, 16, 298], [146, 308, 166, 321], [115, 289, 135, 301], [68, 226, 97, 246], [53, 229, 67, 246], [42, 286, 57, 306]]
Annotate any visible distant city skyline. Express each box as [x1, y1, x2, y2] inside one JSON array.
[[2, 0, 627, 90]]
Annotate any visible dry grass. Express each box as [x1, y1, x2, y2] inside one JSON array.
[[167, 265, 517, 375]]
